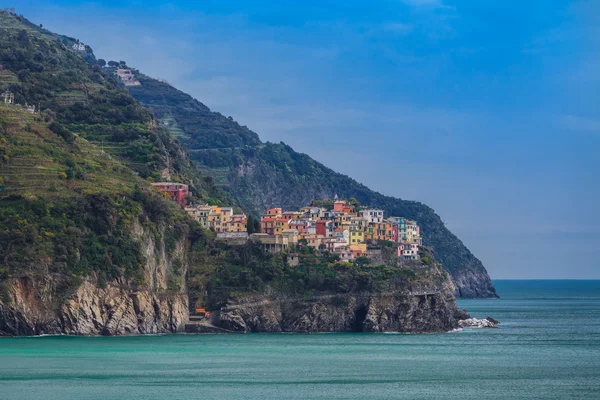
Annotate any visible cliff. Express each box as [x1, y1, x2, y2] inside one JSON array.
[[0, 222, 189, 336], [192, 245, 469, 333], [128, 74, 498, 298], [216, 279, 468, 334]]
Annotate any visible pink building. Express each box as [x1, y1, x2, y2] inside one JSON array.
[[289, 219, 310, 234], [398, 243, 420, 260]]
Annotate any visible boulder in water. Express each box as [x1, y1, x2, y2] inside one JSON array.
[[458, 317, 499, 328]]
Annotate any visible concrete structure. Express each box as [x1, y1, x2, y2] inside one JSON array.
[[2, 90, 14, 105], [281, 229, 299, 246], [216, 232, 249, 245], [287, 253, 300, 267], [151, 182, 189, 207], [116, 68, 141, 86], [250, 233, 291, 253]]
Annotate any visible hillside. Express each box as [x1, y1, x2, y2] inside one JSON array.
[[0, 11, 232, 205], [0, 11, 469, 335], [126, 63, 497, 298]]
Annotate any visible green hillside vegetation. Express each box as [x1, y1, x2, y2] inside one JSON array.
[[0, 104, 195, 302]]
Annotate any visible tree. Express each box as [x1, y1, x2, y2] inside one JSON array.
[[97, 59, 106, 67], [108, 60, 119, 68], [247, 215, 255, 234], [253, 217, 261, 233], [247, 215, 261, 234]]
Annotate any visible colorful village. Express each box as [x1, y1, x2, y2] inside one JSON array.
[[150, 182, 422, 263]]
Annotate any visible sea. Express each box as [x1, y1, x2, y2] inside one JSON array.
[[1, 280, 599, 400]]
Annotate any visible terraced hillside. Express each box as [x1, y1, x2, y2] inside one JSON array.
[[0, 11, 231, 205]]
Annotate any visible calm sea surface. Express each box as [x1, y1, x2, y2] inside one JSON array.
[[1, 280, 599, 400]]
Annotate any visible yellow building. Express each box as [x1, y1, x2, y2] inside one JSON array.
[[274, 219, 289, 235], [349, 226, 364, 244]]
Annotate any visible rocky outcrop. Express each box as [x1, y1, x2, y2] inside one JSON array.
[[214, 267, 470, 334], [458, 317, 500, 329], [0, 222, 189, 337], [216, 292, 468, 334], [451, 267, 498, 298]]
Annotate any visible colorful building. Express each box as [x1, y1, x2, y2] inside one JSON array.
[[151, 182, 189, 207]]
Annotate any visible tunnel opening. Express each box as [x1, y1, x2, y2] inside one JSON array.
[[353, 305, 368, 332]]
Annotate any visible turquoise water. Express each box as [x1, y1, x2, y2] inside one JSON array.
[[1, 280, 599, 399]]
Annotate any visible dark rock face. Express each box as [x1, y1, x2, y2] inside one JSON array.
[[216, 285, 469, 334]]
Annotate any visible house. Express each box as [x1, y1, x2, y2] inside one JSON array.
[[334, 246, 355, 261], [261, 217, 279, 235], [333, 228, 349, 244], [265, 207, 282, 217], [185, 204, 217, 227], [308, 207, 324, 220], [315, 220, 333, 238], [324, 237, 348, 252], [226, 214, 247, 233], [282, 211, 302, 221], [151, 182, 189, 207], [348, 242, 367, 258], [288, 219, 310, 234], [398, 242, 420, 260], [303, 234, 325, 250], [333, 200, 347, 212], [274, 219, 289, 235], [349, 226, 364, 244], [72, 42, 86, 51], [360, 209, 384, 224]]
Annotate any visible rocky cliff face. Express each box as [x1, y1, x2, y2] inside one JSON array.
[[0, 223, 189, 337], [215, 266, 469, 333]]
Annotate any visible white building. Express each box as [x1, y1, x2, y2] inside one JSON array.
[[360, 209, 384, 224], [72, 42, 86, 51]]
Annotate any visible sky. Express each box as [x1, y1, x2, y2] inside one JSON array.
[[12, 0, 600, 279]]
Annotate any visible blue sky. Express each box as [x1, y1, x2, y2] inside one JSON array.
[[14, 0, 600, 279]]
